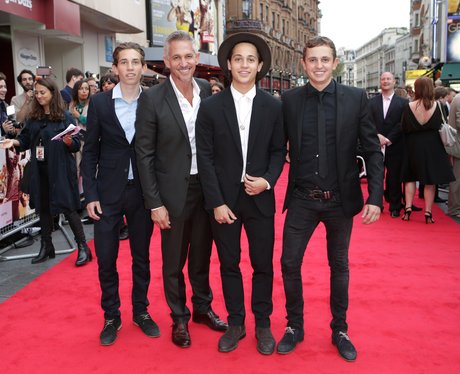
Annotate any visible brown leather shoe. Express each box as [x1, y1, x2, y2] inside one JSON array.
[[218, 325, 246, 352], [255, 327, 275, 355], [172, 322, 191, 348], [192, 309, 228, 332]]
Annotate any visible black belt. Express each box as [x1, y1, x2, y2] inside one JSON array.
[[294, 186, 335, 201], [189, 174, 200, 181], [127, 179, 135, 186]]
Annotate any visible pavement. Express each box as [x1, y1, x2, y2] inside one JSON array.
[[0, 214, 94, 304], [0, 189, 458, 305]]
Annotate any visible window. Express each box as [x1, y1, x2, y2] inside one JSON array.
[[266, 6, 269, 22], [260, 3, 263, 20], [272, 12, 275, 29], [242, 0, 251, 19]]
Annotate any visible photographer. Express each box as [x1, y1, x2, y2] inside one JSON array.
[[11, 69, 35, 123], [1, 72, 23, 138]]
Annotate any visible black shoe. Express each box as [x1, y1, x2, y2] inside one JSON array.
[[31, 240, 55, 264], [75, 242, 92, 266], [401, 207, 412, 221], [172, 322, 191, 348], [332, 331, 357, 362], [411, 204, 422, 212], [119, 224, 129, 241], [276, 327, 304, 354], [100, 317, 122, 346], [218, 325, 246, 352], [390, 209, 400, 218], [255, 327, 275, 355], [192, 309, 228, 332], [133, 313, 160, 337]]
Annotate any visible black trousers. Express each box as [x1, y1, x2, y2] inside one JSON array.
[[160, 177, 213, 322], [94, 181, 153, 319], [212, 185, 274, 328], [38, 162, 85, 244], [384, 149, 403, 211], [281, 191, 353, 333]]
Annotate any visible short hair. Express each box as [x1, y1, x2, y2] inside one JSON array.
[[164, 31, 197, 57], [17, 69, 35, 84], [112, 42, 145, 66], [414, 76, 434, 110], [0, 72, 6, 81], [29, 78, 65, 121], [211, 82, 224, 91], [447, 87, 458, 94], [71, 78, 90, 103], [100, 72, 119, 87], [394, 87, 408, 98], [434, 86, 448, 100], [65, 68, 84, 83], [303, 36, 337, 60]]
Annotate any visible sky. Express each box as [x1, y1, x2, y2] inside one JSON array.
[[319, 0, 411, 50]]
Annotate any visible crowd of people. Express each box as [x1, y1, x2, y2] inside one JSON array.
[[0, 29, 458, 363]]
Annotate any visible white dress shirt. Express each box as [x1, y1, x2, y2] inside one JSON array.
[[169, 76, 201, 175], [382, 92, 394, 119], [230, 84, 256, 181]]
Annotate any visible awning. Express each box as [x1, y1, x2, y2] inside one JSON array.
[[440, 63, 460, 84]]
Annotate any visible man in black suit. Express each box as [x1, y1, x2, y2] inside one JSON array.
[[369, 72, 408, 217], [196, 33, 285, 355], [135, 31, 227, 349], [82, 43, 157, 346], [277, 36, 383, 361]]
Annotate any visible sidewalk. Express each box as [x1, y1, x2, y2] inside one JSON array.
[[0, 216, 94, 304]]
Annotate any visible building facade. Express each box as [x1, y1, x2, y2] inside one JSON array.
[[0, 0, 147, 100]]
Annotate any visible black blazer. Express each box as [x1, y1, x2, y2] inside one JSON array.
[[283, 83, 384, 217], [82, 90, 144, 205], [196, 88, 285, 217], [369, 93, 408, 155], [134, 78, 211, 217]]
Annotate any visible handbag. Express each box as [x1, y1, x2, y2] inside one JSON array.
[[438, 102, 457, 147]]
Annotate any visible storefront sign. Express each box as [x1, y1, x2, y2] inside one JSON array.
[[4, 0, 33, 11], [18, 48, 39, 66]]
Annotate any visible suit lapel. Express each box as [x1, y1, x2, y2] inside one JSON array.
[[336, 84, 345, 147], [376, 94, 385, 119], [247, 90, 264, 159], [295, 87, 307, 154], [222, 89, 243, 158], [107, 93, 129, 144], [164, 79, 189, 140]]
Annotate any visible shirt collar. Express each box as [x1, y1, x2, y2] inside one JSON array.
[[382, 92, 394, 101], [230, 84, 257, 102], [111, 83, 142, 101], [306, 80, 336, 97], [169, 76, 200, 100]]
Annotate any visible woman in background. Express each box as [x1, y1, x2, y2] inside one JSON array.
[[100, 73, 118, 92], [0, 78, 92, 265], [400, 77, 455, 223]]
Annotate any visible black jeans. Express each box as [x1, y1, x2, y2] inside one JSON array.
[[281, 191, 353, 333]]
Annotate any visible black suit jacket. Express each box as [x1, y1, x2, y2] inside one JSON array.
[[283, 83, 384, 217], [196, 88, 285, 217], [369, 93, 408, 155], [135, 78, 211, 217], [82, 90, 144, 205]]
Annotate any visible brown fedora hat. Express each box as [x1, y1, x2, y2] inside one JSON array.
[[217, 32, 271, 81]]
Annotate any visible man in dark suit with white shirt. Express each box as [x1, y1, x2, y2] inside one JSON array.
[[135, 31, 227, 349], [82, 42, 157, 346], [196, 33, 285, 355], [369, 72, 408, 217]]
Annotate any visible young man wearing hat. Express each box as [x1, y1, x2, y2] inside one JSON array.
[[196, 33, 285, 355]]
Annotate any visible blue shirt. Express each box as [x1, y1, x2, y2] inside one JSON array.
[[112, 83, 142, 180]]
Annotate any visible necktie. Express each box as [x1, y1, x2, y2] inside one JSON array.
[[317, 92, 327, 178]]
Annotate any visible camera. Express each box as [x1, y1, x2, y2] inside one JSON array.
[[6, 105, 22, 129], [36, 66, 52, 77]]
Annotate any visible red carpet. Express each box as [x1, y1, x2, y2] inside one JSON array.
[[1, 165, 460, 373]]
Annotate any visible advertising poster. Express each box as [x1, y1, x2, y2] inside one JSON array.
[[151, 0, 219, 54], [447, 17, 460, 62], [0, 149, 34, 230]]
